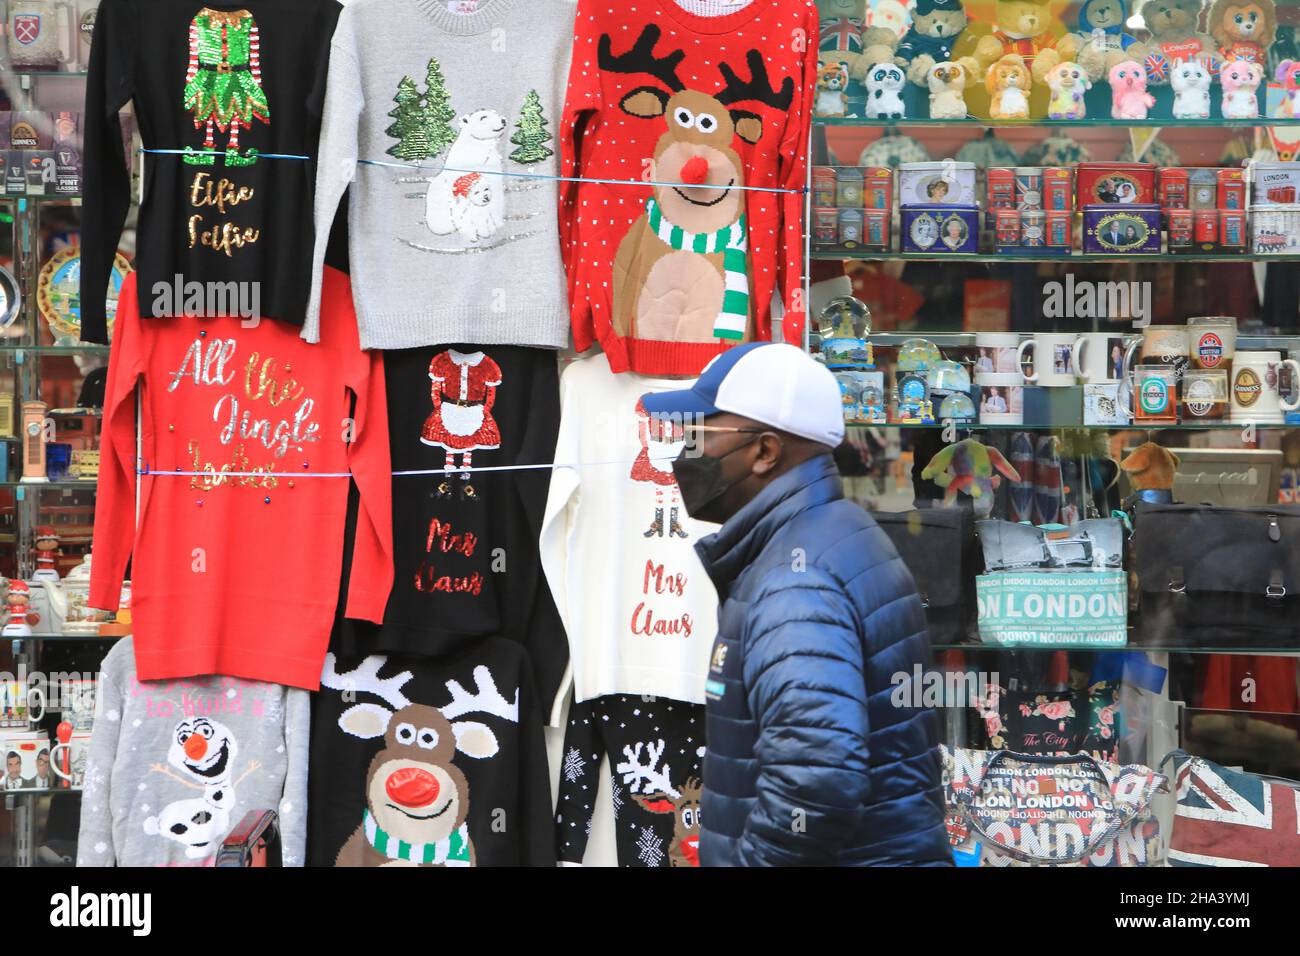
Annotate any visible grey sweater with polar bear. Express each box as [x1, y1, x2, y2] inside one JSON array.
[[305, 0, 575, 348], [76, 638, 310, 867]]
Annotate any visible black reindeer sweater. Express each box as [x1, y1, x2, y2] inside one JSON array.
[[330, 345, 569, 710], [307, 638, 554, 866], [560, 0, 817, 374], [81, 0, 339, 342]]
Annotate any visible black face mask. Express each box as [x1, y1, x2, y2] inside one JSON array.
[[672, 436, 759, 523]]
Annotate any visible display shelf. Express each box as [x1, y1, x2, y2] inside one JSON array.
[[1, 787, 83, 795], [846, 421, 1296, 430], [848, 332, 1300, 351], [0, 345, 111, 355], [4, 481, 97, 491], [933, 642, 1300, 656], [817, 117, 1300, 128], [813, 250, 1292, 263], [4, 634, 123, 643]]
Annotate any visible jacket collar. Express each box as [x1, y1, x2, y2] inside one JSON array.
[[695, 454, 842, 598]]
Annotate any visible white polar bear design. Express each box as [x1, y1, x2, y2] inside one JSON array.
[[425, 109, 507, 244]]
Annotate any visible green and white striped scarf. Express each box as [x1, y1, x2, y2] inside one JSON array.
[[363, 810, 471, 866], [645, 197, 749, 341]]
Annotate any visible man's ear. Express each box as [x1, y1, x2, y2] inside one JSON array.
[[750, 431, 786, 477]]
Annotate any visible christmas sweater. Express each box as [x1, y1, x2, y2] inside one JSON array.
[[556, 694, 705, 867], [77, 638, 310, 867], [88, 268, 393, 690], [80, 0, 341, 344], [305, 0, 575, 349], [330, 345, 569, 710], [559, 0, 817, 375], [308, 640, 554, 866], [539, 352, 718, 719]]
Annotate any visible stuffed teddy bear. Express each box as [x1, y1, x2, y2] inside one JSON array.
[[928, 60, 970, 117], [987, 53, 1033, 119], [1119, 441, 1180, 503], [1127, 0, 1217, 85], [1110, 59, 1156, 117], [1275, 58, 1300, 116], [1170, 57, 1213, 117], [965, 0, 1082, 83], [1045, 60, 1092, 118], [1074, 0, 1140, 81], [1208, 0, 1277, 67], [897, 0, 972, 87], [921, 438, 1020, 517], [816, 59, 853, 117], [864, 62, 908, 118], [817, 0, 874, 81], [1220, 56, 1264, 117]]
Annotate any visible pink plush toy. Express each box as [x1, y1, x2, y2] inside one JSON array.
[[1109, 59, 1155, 118], [1275, 59, 1300, 117], [1220, 58, 1264, 119]]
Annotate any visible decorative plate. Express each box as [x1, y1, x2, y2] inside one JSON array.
[[0, 265, 20, 329], [37, 248, 131, 344]]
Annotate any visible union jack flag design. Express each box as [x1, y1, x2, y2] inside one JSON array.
[[1168, 752, 1300, 867], [819, 17, 864, 56]]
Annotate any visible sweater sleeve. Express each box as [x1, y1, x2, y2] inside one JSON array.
[[775, 8, 816, 348], [278, 687, 311, 867], [303, 12, 362, 344], [735, 568, 873, 866], [331, 271, 393, 623], [88, 274, 145, 612], [558, 0, 602, 352], [554, 696, 603, 864], [76, 642, 128, 865], [79, 0, 135, 345], [517, 657, 559, 866]]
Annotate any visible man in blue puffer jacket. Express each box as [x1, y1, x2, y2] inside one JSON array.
[[642, 343, 952, 866]]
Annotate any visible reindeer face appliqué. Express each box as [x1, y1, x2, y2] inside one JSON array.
[[618, 740, 703, 867], [323, 655, 519, 867]]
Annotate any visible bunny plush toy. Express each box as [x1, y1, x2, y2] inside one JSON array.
[[1170, 57, 1212, 118]]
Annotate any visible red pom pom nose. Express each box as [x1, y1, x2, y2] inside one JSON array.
[[680, 156, 710, 185]]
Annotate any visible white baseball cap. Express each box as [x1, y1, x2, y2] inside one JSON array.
[[641, 342, 845, 447]]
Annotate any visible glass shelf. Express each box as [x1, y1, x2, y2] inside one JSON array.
[[0, 344, 110, 355], [933, 642, 1300, 656], [5, 634, 123, 643], [813, 250, 1289, 263], [849, 332, 1300, 351], [2, 71, 89, 80], [846, 421, 1296, 430], [3, 481, 97, 491], [2, 788, 83, 796], [816, 117, 1300, 129]]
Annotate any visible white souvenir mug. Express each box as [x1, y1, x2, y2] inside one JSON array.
[[974, 333, 1021, 375], [57, 678, 96, 732], [74, 0, 98, 71], [1017, 333, 1078, 386], [3, 732, 50, 790], [50, 730, 92, 788], [976, 372, 1024, 424], [1071, 333, 1132, 385], [0, 680, 45, 729], [6, 0, 75, 69], [1230, 351, 1300, 422]]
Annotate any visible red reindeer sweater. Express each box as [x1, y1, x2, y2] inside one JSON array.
[[560, 0, 816, 375], [89, 269, 393, 689]]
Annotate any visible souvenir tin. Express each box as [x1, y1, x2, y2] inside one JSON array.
[[899, 160, 976, 207], [812, 166, 837, 207], [987, 167, 1016, 209], [1167, 208, 1194, 251], [1046, 210, 1071, 249], [813, 207, 839, 245], [836, 166, 864, 207], [1083, 205, 1161, 254], [902, 205, 979, 253], [1218, 168, 1246, 210], [1158, 167, 1189, 208], [863, 209, 890, 250], [1043, 167, 1073, 211], [838, 208, 864, 248], [1193, 209, 1218, 245], [1251, 161, 1300, 205], [1015, 167, 1043, 209], [1020, 210, 1045, 247], [993, 208, 1020, 249], [863, 166, 893, 210], [1220, 210, 1246, 250], [1249, 203, 1300, 254], [1076, 162, 1156, 206], [1188, 167, 1219, 209]]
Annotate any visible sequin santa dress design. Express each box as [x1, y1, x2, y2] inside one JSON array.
[[630, 398, 687, 539], [421, 349, 502, 499]]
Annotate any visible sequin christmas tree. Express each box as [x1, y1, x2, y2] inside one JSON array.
[[508, 89, 553, 164], [385, 58, 457, 161]]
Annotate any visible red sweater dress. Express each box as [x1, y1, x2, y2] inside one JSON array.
[[89, 268, 392, 689], [560, 0, 817, 375]]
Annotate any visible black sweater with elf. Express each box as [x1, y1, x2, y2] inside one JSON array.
[[81, 0, 339, 342]]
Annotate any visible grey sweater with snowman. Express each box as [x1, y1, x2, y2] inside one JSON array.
[[76, 638, 310, 867], [305, 0, 574, 348]]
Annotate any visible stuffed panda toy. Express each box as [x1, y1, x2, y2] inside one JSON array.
[[865, 63, 907, 118]]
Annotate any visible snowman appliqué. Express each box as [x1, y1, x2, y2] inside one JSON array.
[[422, 349, 503, 501], [631, 399, 688, 539], [145, 717, 261, 860]]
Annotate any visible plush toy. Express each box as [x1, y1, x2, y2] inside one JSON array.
[[816, 59, 853, 117], [1170, 57, 1213, 117], [1110, 59, 1156, 117], [921, 438, 1021, 517], [1220, 56, 1264, 117], [869, 0, 913, 40], [1074, 0, 1140, 81], [1275, 58, 1300, 116], [967, 0, 1082, 83], [1128, 0, 1217, 85], [864, 62, 907, 118], [1208, 0, 1276, 67], [818, 0, 873, 81], [897, 0, 972, 87], [987, 54, 1033, 119], [1045, 60, 1092, 117], [928, 60, 970, 117], [1119, 441, 1180, 503]]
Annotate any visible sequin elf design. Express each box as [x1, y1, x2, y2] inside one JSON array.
[[421, 350, 502, 501], [182, 7, 270, 167]]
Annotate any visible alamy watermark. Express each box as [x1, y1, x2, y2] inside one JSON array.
[[150, 274, 261, 326], [1042, 275, 1152, 328], [890, 665, 998, 709]]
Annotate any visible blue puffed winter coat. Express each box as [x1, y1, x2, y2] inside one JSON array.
[[695, 454, 952, 866]]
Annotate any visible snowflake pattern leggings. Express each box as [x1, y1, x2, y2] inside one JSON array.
[[556, 694, 705, 867]]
